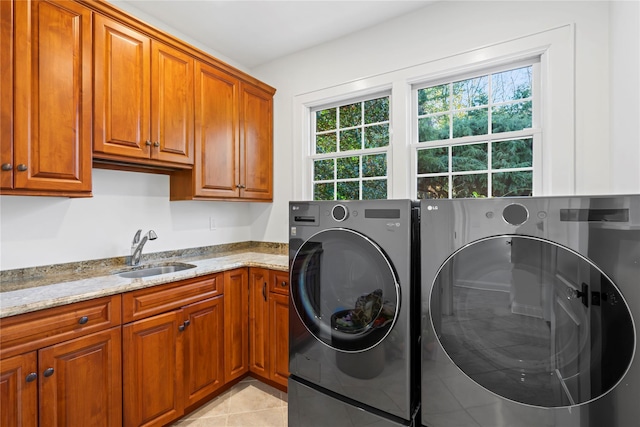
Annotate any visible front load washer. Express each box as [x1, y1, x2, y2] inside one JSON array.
[[288, 200, 420, 427], [420, 195, 639, 427]]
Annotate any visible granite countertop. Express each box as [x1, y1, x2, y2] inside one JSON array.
[[0, 244, 289, 319]]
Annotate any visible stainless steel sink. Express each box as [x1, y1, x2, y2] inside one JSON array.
[[116, 263, 197, 279]]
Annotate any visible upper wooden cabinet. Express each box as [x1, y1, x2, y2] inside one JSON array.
[[170, 62, 274, 201], [93, 14, 194, 169], [1, 0, 92, 197]]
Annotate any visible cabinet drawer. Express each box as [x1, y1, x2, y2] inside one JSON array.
[[0, 295, 122, 359], [122, 273, 222, 323], [270, 271, 289, 296]]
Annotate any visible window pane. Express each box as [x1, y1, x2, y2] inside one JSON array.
[[492, 101, 532, 133], [337, 181, 359, 200], [365, 97, 389, 124], [316, 108, 336, 132], [363, 154, 386, 177], [452, 76, 488, 108], [452, 108, 488, 138], [452, 174, 487, 198], [418, 115, 449, 142], [337, 156, 359, 179], [364, 124, 389, 148], [417, 176, 449, 199], [339, 129, 362, 151], [314, 183, 334, 200], [492, 139, 533, 169], [316, 133, 337, 154], [492, 66, 532, 103], [340, 103, 362, 128], [363, 180, 387, 199], [452, 143, 487, 172], [314, 159, 334, 181], [418, 84, 449, 115], [493, 171, 533, 197], [417, 147, 448, 174]]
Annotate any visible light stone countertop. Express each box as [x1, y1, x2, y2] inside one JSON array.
[[0, 252, 288, 319]]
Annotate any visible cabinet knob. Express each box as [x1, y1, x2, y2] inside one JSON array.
[[153, 141, 160, 147], [78, 316, 89, 325], [145, 140, 152, 146], [16, 164, 28, 172], [280, 281, 288, 287], [1, 163, 11, 171], [25, 372, 37, 383], [43, 368, 54, 378]]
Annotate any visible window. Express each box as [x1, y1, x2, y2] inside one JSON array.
[[415, 64, 538, 199], [311, 95, 390, 200]]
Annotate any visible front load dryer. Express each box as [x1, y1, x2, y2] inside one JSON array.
[[420, 195, 638, 427], [288, 200, 420, 426]]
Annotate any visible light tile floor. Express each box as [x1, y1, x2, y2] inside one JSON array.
[[171, 377, 288, 427]]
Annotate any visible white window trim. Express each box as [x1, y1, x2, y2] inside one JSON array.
[[292, 24, 575, 200]]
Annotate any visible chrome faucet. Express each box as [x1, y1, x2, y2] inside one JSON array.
[[129, 229, 158, 266]]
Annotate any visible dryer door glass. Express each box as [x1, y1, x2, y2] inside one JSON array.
[[291, 228, 400, 352], [430, 235, 634, 408]]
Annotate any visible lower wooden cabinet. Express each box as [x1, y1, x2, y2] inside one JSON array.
[[0, 327, 122, 427], [123, 293, 224, 427], [249, 268, 290, 389]]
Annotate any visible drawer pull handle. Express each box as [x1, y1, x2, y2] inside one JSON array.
[[25, 372, 37, 383], [43, 368, 54, 378], [281, 281, 287, 287], [178, 320, 190, 332], [78, 316, 89, 325]]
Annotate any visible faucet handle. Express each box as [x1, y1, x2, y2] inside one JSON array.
[[132, 229, 142, 244]]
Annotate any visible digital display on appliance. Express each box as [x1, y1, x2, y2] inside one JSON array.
[[560, 208, 629, 222], [364, 209, 401, 219]]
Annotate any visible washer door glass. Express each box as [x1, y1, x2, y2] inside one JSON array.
[[291, 228, 400, 353], [431, 235, 634, 408]]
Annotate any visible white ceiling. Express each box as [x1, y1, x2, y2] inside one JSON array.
[[114, 0, 436, 69]]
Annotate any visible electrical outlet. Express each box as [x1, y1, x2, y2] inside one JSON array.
[[209, 217, 216, 231]]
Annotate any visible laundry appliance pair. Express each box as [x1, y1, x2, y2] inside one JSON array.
[[288, 196, 640, 427]]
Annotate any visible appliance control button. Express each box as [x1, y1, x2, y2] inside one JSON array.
[[332, 204, 348, 221], [503, 203, 529, 226]]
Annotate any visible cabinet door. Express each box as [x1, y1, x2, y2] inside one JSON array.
[[11, 0, 92, 194], [249, 268, 270, 378], [0, 0, 13, 190], [239, 83, 273, 200], [94, 13, 151, 160], [194, 61, 240, 198], [223, 268, 249, 382], [269, 292, 290, 388], [123, 311, 183, 427], [39, 327, 122, 427], [151, 41, 194, 165], [0, 352, 37, 427], [183, 295, 224, 408]]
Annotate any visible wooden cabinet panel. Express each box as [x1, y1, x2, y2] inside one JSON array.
[[93, 13, 151, 160], [0, 352, 37, 427], [151, 41, 194, 165], [223, 268, 249, 382], [240, 83, 273, 200], [39, 327, 122, 427], [249, 268, 270, 378], [183, 296, 224, 408], [0, 0, 13, 190], [0, 295, 121, 360], [123, 310, 184, 427], [122, 274, 221, 323], [269, 292, 290, 388], [5, 0, 92, 196]]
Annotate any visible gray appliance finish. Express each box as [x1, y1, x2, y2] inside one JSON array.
[[288, 200, 420, 427], [420, 195, 639, 427]]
